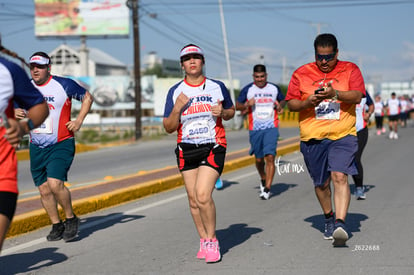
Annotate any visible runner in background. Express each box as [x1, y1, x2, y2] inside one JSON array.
[[236, 64, 286, 200], [399, 95, 409, 128], [15, 51, 93, 242], [386, 92, 400, 139], [352, 92, 374, 200], [374, 95, 386, 135]]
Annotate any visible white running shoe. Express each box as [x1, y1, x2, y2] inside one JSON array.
[[389, 131, 395, 139], [394, 132, 398, 139], [259, 180, 265, 193], [332, 223, 349, 247], [260, 190, 270, 200]]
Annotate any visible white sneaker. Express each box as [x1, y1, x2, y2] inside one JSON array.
[[260, 190, 270, 200], [394, 132, 398, 139], [259, 180, 265, 193], [389, 131, 395, 139], [260, 184, 265, 193]]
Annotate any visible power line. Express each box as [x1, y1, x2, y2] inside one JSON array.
[[1, 0, 411, 81], [144, 0, 414, 11]]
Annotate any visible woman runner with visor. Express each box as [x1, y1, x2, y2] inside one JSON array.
[[163, 44, 235, 263]]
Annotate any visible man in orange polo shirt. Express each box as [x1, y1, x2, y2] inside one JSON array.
[[285, 33, 365, 247]]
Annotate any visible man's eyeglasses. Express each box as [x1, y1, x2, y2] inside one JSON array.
[[316, 52, 336, 62], [30, 64, 48, 70], [181, 54, 203, 62]]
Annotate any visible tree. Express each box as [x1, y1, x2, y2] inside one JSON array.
[[142, 64, 165, 77]]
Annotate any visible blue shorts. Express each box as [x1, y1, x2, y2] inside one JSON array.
[[30, 138, 75, 187], [249, 127, 279, 158], [300, 135, 358, 187]]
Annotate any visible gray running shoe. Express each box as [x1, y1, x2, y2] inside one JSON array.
[[332, 222, 349, 247]]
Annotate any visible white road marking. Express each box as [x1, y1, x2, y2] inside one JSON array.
[[2, 193, 188, 256]]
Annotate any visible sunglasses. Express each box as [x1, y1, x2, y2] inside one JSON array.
[[181, 54, 203, 62], [30, 64, 48, 70], [316, 52, 336, 62]]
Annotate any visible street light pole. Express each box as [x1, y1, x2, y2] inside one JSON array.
[[127, 0, 142, 140]]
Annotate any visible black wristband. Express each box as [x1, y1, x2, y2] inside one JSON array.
[[27, 119, 35, 130]]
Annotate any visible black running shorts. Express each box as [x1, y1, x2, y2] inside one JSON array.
[[175, 143, 226, 175]]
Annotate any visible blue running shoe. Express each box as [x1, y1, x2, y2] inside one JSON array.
[[355, 187, 366, 200], [332, 221, 349, 247], [324, 217, 334, 240], [215, 178, 223, 190]]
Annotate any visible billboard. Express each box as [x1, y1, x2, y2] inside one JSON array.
[[71, 75, 155, 111], [34, 0, 130, 37]]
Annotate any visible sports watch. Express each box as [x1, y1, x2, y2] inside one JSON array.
[[21, 118, 35, 131]]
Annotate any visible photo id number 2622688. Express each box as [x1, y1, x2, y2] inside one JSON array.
[[352, 245, 380, 252]]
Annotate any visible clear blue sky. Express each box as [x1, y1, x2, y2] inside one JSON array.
[[1, 1, 413, 89]]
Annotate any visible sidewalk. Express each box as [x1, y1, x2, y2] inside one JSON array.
[[7, 136, 300, 238]]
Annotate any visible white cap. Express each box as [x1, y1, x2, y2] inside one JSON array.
[[29, 55, 50, 65], [180, 45, 204, 58]]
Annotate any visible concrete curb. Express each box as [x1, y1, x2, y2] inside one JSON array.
[[16, 143, 100, 161], [8, 141, 300, 238]]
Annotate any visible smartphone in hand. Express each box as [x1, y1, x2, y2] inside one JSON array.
[[314, 88, 324, 95]]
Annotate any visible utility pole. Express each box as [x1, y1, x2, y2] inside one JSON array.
[[311, 22, 328, 35], [218, 0, 237, 129], [127, 0, 142, 140], [79, 35, 89, 76]]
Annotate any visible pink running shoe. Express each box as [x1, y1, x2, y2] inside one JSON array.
[[205, 238, 221, 263], [196, 238, 207, 259]]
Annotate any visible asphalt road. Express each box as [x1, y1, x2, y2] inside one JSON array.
[[17, 127, 299, 199], [3, 125, 414, 274]]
